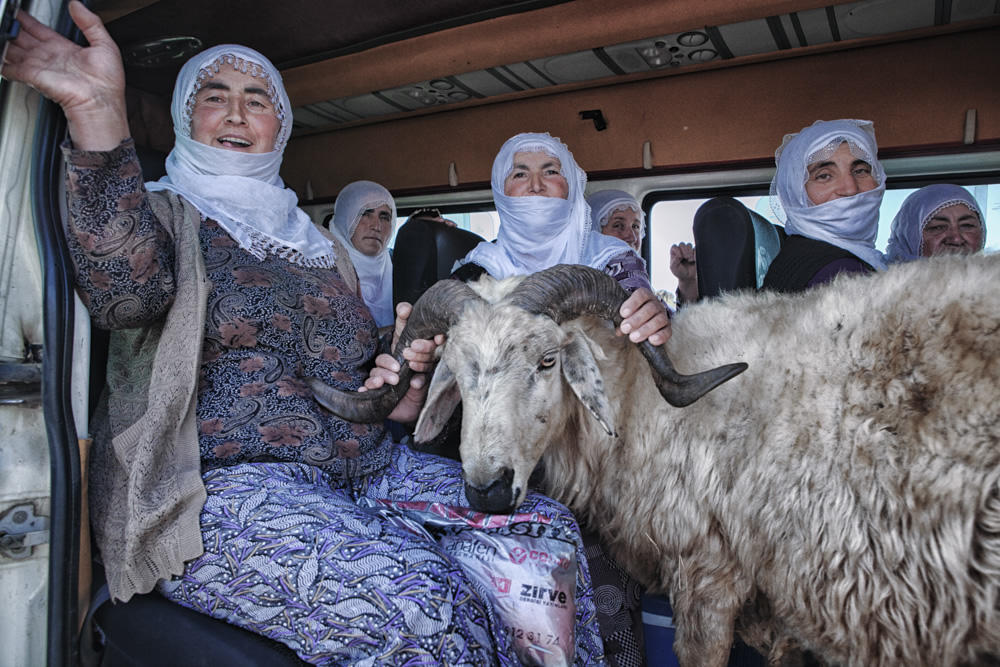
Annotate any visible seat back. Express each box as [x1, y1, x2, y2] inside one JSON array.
[[692, 197, 784, 298], [392, 216, 486, 307]]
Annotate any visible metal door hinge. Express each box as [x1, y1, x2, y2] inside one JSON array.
[[0, 348, 42, 405], [0, 504, 49, 560]]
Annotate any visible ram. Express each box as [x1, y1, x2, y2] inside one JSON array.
[[311, 258, 1000, 666]]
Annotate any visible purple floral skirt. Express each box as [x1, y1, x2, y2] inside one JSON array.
[[158, 443, 606, 665]]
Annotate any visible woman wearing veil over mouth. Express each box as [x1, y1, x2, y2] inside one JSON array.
[[454, 132, 671, 346], [762, 118, 887, 293]]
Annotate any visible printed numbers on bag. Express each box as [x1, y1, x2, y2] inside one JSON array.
[[504, 625, 561, 646]]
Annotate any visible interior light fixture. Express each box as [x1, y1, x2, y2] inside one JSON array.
[[123, 36, 203, 68]]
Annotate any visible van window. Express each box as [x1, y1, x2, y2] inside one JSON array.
[[649, 183, 1000, 298], [388, 210, 500, 250]]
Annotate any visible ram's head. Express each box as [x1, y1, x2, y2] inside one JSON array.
[[309, 264, 746, 513]]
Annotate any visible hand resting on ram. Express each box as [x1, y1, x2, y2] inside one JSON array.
[[310, 258, 1000, 667]]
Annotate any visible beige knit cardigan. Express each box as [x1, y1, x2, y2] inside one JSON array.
[[86, 190, 358, 602]]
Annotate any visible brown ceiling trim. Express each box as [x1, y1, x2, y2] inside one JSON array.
[[282, 0, 847, 107], [288, 19, 1000, 139], [94, 0, 161, 24], [291, 138, 1000, 206], [586, 138, 1000, 183]]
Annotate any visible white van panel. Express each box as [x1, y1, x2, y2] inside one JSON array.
[[0, 1, 61, 664]]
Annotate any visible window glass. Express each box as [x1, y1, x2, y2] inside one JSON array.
[[648, 195, 774, 300], [388, 211, 500, 250], [649, 183, 1000, 298]]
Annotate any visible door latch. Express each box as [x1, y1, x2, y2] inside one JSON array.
[[0, 504, 49, 560]]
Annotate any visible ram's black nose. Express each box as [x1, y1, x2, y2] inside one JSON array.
[[464, 467, 515, 513]]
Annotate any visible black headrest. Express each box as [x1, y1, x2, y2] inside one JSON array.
[[392, 216, 486, 307], [692, 197, 784, 299]]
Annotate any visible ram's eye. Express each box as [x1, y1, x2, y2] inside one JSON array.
[[538, 354, 557, 370]]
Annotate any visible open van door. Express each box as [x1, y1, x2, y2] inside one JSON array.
[[0, 0, 91, 664]]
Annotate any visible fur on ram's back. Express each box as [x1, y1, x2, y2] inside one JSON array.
[[415, 253, 1000, 667]]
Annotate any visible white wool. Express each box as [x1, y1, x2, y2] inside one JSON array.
[[438, 254, 1000, 665]]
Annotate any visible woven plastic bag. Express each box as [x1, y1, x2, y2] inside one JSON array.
[[368, 499, 578, 666]]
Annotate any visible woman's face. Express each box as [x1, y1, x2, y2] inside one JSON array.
[[190, 64, 281, 153], [601, 207, 642, 251], [350, 204, 393, 256], [503, 151, 569, 199], [921, 203, 983, 257], [804, 141, 878, 205]]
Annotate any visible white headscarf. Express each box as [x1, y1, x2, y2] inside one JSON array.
[[330, 181, 396, 327], [771, 119, 887, 271], [456, 132, 632, 278], [146, 44, 336, 268], [588, 189, 646, 243], [885, 184, 984, 263]]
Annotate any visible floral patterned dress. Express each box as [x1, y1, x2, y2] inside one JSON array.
[[65, 140, 606, 666]]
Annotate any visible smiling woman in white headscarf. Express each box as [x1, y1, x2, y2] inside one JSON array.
[[330, 180, 397, 327], [886, 184, 985, 263], [145, 44, 337, 268], [588, 188, 646, 253], [762, 119, 887, 293], [455, 131, 671, 345], [3, 5, 607, 663]]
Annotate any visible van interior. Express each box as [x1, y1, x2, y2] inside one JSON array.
[[1, 0, 998, 664]]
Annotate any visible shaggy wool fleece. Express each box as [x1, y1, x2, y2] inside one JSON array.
[[433, 254, 1000, 667]]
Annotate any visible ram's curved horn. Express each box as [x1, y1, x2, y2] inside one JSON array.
[[508, 264, 747, 407], [308, 279, 484, 422]]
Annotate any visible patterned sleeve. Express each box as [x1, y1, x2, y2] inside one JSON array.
[[602, 250, 653, 293], [63, 138, 178, 330]]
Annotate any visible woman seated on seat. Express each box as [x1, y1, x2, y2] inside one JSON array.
[[885, 184, 986, 262], [454, 132, 670, 345], [329, 180, 397, 327], [588, 188, 645, 253], [762, 119, 887, 293], [4, 5, 605, 664]]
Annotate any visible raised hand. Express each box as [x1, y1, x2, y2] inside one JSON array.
[[669, 242, 697, 281], [670, 242, 699, 304], [2, 1, 129, 150]]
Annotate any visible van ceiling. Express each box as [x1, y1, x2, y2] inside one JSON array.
[[99, 0, 569, 96], [97, 0, 999, 138]]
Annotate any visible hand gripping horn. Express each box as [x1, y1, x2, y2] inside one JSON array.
[[507, 264, 747, 407], [307, 278, 483, 422]]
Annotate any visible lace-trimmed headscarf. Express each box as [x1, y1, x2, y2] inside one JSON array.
[[885, 184, 984, 263], [456, 132, 633, 278], [771, 119, 887, 270], [147, 44, 336, 268], [588, 189, 646, 243], [330, 181, 397, 327]]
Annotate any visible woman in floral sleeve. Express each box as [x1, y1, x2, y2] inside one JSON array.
[[3, 3, 605, 664]]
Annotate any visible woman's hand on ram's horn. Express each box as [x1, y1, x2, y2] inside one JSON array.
[[361, 301, 447, 424], [618, 287, 672, 346]]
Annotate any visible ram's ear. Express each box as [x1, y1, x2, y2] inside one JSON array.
[[414, 360, 462, 444], [562, 332, 617, 438]]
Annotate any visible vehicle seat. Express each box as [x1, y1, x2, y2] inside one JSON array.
[[692, 197, 785, 299], [93, 580, 305, 666], [392, 215, 486, 307]]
